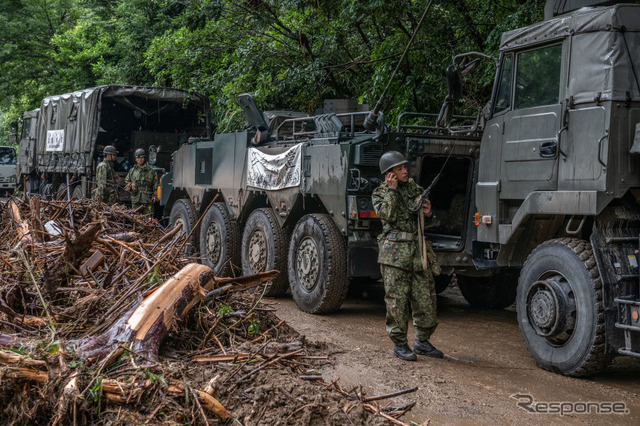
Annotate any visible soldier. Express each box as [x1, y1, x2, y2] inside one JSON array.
[[372, 151, 444, 361], [125, 148, 158, 216], [93, 145, 118, 205]]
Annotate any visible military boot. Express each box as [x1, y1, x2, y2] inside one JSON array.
[[393, 344, 417, 361], [413, 339, 444, 358]]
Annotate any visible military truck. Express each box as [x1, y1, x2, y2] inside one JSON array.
[[430, 0, 640, 377], [161, 1, 640, 376], [0, 145, 18, 195], [14, 85, 209, 201]]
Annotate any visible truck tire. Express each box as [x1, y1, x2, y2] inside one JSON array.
[[241, 208, 290, 296], [199, 202, 240, 276], [517, 238, 608, 376], [54, 183, 66, 200], [288, 214, 349, 314], [72, 185, 84, 200], [169, 199, 199, 256], [457, 272, 517, 309], [40, 183, 53, 199]]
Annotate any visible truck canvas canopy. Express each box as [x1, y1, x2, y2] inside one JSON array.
[[33, 85, 207, 174], [500, 5, 640, 105]]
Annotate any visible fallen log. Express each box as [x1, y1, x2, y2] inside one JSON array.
[[74, 263, 279, 364], [0, 348, 48, 369], [1, 365, 49, 383], [0, 349, 49, 383]]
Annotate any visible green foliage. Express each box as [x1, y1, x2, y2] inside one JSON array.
[[217, 303, 234, 317], [248, 319, 261, 338], [144, 265, 164, 286], [88, 377, 103, 402], [1, 0, 548, 132], [2, 346, 27, 355], [143, 368, 167, 387]]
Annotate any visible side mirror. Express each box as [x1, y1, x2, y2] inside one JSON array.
[[148, 145, 159, 165], [10, 121, 18, 135], [445, 64, 462, 101]]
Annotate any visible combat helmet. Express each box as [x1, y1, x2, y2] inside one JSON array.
[[379, 151, 408, 174], [103, 145, 119, 155], [134, 148, 146, 158]]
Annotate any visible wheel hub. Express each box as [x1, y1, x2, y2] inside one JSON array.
[[248, 230, 267, 272], [529, 289, 556, 329], [204, 222, 222, 265], [174, 218, 187, 236], [296, 237, 319, 292], [526, 275, 576, 344]]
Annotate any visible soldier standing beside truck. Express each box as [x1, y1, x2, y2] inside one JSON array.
[[125, 148, 158, 216], [93, 145, 118, 205], [372, 151, 443, 361]]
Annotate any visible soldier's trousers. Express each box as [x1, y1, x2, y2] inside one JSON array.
[[380, 264, 438, 345]]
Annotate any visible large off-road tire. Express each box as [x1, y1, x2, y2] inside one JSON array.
[[40, 183, 53, 199], [199, 202, 240, 277], [241, 208, 290, 296], [517, 238, 608, 376], [54, 183, 67, 200], [72, 185, 84, 200], [169, 199, 199, 256], [457, 272, 517, 309], [288, 214, 349, 314]]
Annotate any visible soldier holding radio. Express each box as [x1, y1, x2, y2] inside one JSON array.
[[372, 151, 443, 361]]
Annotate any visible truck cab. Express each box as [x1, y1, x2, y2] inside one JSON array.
[[468, 3, 640, 376], [0, 146, 18, 195]]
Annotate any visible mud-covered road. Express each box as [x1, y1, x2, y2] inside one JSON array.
[[271, 281, 640, 425]]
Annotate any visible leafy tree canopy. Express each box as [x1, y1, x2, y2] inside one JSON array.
[[0, 0, 545, 136]]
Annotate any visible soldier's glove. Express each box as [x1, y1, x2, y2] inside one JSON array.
[[124, 182, 133, 192], [131, 182, 138, 192]]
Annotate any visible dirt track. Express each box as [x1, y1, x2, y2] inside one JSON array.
[[271, 281, 640, 425]]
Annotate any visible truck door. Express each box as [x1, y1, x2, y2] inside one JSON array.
[[499, 43, 564, 200]]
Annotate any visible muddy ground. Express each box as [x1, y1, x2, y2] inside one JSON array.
[[271, 281, 640, 425]]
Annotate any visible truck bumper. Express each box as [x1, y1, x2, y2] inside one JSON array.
[[0, 183, 16, 192]]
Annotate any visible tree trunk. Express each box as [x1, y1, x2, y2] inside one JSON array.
[[74, 263, 278, 363]]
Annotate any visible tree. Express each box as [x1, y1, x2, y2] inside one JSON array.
[[0, 0, 546, 130]]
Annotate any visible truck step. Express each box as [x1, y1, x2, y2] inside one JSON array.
[[614, 296, 640, 357], [612, 232, 640, 358]]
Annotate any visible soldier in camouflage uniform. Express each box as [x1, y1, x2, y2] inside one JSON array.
[[125, 148, 158, 216], [93, 145, 118, 205], [372, 151, 444, 361]]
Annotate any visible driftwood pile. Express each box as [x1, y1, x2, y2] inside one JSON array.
[[0, 196, 420, 425]]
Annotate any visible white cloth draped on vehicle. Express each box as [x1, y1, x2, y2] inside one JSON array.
[[246, 144, 302, 190]]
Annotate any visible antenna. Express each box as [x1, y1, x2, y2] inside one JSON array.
[[363, 0, 435, 131]]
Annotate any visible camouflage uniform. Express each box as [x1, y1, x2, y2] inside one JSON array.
[[93, 159, 117, 205], [372, 178, 439, 346], [125, 162, 158, 216]]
